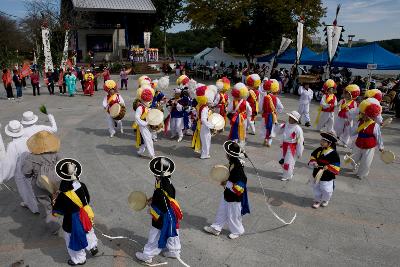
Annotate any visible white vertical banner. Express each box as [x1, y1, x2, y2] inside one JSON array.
[[143, 32, 151, 49], [296, 21, 304, 63], [60, 30, 69, 71], [41, 27, 54, 72], [277, 37, 292, 57], [326, 25, 343, 62]]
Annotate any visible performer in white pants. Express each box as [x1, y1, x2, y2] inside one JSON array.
[[168, 88, 184, 142], [272, 111, 304, 181], [308, 132, 340, 209], [136, 156, 183, 264], [135, 87, 155, 159], [245, 74, 261, 135], [52, 158, 98, 266], [204, 141, 250, 239], [297, 83, 313, 127], [21, 110, 57, 138], [334, 84, 360, 146], [350, 98, 384, 179], [0, 120, 38, 213], [102, 80, 125, 138], [191, 84, 216, 159], [316, 79, 337, 132]]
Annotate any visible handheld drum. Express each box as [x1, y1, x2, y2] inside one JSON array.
[[128, 191, 148, 211], [381, 150, 396, 164], [109, 103, 126, 121], [210, 165, 229, 183], [314, 169, 324, 184], [147, 109, 164, 132]]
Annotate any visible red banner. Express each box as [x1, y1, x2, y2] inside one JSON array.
[[20, 63, 32, 78]]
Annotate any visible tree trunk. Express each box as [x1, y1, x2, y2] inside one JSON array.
[[163, 27, 167, 60]]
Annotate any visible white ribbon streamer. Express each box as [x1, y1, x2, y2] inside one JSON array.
[[245, 155, 297, 225]]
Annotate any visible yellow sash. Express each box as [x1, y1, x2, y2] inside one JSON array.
[[135, 106, 148, 148], [266, 94, 277, 123], [191, 105, 211, 152], [64, 190, 94, 221], [315, 94, 334, 126], [357, 119, 374, 133], [249, 90, 259, 113], [340, 99, 353, 111]]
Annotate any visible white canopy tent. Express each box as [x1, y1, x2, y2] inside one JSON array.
[[192, 47, 238, 65]]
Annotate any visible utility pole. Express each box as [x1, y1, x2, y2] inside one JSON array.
[[348, 35, 355, 48]]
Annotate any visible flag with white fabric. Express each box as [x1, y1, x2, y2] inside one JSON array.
[[60, 30, 69, 71], [41, 27, 54, 72], [326, 25, 343, 62], [277, 37, 292, 57], [296, 21, 304, 64]]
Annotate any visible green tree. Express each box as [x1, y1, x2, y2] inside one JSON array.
[[185, 0, 326, 62], [152, 0, 185, 58]]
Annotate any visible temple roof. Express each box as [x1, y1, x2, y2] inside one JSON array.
[[71, 0, 156, 13]]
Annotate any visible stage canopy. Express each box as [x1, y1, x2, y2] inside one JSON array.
[[256, 47, 317, 64], [302, 43, 400, 70]]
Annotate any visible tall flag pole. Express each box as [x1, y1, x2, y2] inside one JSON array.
[[296, 17, 304, 65], [41, 20, 54, 72], [324, 4, 344, 77], [60, 23, 70, 71]]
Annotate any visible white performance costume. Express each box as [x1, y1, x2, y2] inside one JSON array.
[[22, 114, 58, 138], [141, 227, 181, 260], [102, 94, 125, 137], [63, 229, 98, 264], [0, 132, 38, 213], [272, 123, 304, 180], [199, 106, 214, 158], [169, 102, 184, 140], [135, 104, 155, 158], [316, 94, 337, 132], [298, 86, 313, 124], [351, 121, 384, 178], [211, 194, 244, 235], [334, 99, 358, 146]]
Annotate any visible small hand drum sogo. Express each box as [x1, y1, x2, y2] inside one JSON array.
[[147, 109, 164, 132], [109, 103, 126, 121], [381, 150, 396, 164], [128, 191, 148, 211], [210, 165, 229, 183], [208, 113, 225, 131], [314, 169, 324, 184]]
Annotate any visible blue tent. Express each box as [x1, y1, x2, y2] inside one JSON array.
[[302, 43, 400, 70], [256, 47, 318, 64]]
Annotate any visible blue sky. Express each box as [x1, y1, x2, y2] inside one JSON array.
[[1, 0, 399, 41]]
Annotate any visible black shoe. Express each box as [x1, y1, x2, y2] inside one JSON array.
[[90, 247, 99, 256], [279, 158, 284, 165], [68, 259, 86, 266], [305, 122, 311, 127]]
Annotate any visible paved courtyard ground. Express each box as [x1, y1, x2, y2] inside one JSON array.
[[1, 75, 400, 267]]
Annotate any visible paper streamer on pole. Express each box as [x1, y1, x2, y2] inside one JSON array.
[[326, 25, 343, 62], [144, 32, 151, 49], [277, 37, 292, 57], [41, 27, 54, 72], [0, 130, 6, 160], [60, 30, 69, 71], [296, 21, 304, 64]]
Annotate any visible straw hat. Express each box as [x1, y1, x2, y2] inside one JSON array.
[[21, 111, 38, 125], [5, 120, 24, 138], [27, 131, 60, 155], [55, 158, 82, 181]]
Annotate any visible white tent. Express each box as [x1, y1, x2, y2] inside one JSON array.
[[192, 47, 238, 64]]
